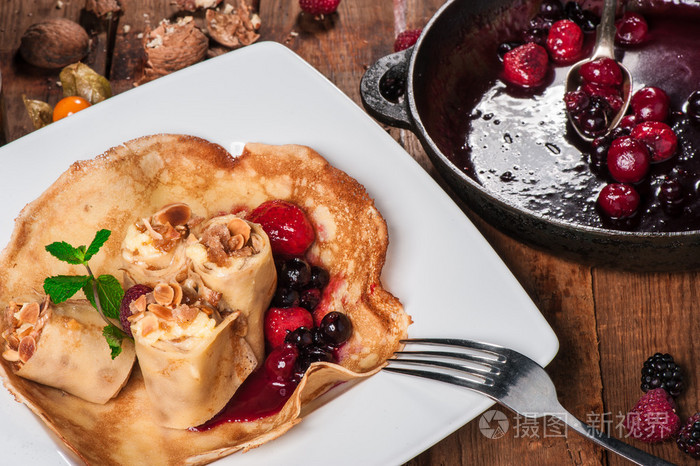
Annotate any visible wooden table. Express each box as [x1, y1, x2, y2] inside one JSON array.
[[0, 1, 697, 465]]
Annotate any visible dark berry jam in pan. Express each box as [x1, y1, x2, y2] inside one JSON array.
[[446, 13, 700, 232]]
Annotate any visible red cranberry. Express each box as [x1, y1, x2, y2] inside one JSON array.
[[502, 43, 549, 88], [119, 284, 152, 337], [546, 19, 583, 63], [265, 343, 299, 383], [580, 58, 623, 87], [564, 90, 589, 115], [607, 136, 650, 183], [620, 114, 638, 129], [630, 121, 678, 163], [615, 12, 648, 46], [686, 91, 700, 122], [631, 87, 670, 122], [597, 183, 640, 219]]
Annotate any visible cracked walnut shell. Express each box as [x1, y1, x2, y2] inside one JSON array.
[[140, 17, 208, 84]]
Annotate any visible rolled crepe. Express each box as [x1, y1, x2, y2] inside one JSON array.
[[1, 299, 136, 404], [129, 282, 257, 429], [186, 214, 276, 364], [121, 203, 195, 285]]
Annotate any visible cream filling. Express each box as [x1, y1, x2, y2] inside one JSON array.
[[132, 311, 216, 351], [123, 224, 175, 269]]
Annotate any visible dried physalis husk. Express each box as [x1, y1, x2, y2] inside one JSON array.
[[22, 95, 53, 129], [206, 0, 261, 49], [60, 62, 112, 104]]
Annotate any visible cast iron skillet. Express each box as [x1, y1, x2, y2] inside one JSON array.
[[361, 0, 700, 271]]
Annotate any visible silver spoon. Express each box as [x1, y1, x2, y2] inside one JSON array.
[[565, 0, 632, 142]]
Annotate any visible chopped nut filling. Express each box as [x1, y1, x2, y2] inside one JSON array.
[[2, 300, 52, 366], [197, 217, 262, 267], [129, 282, 218, 349]]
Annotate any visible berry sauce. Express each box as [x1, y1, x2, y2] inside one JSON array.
[[446, 12, 700, 232], [192, 368, 297, 430]]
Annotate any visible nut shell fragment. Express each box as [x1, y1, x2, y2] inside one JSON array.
[[140, 17, 208, 84], [206, 0, 261, 49], [19, 19, 89, 69], [174, 0, 222, 11]]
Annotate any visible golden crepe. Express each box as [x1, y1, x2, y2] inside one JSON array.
[[0, 134, 410, 465], [186, 214, 276, 364], [129, 282, 257, 429], [1, 298, 136, 404]]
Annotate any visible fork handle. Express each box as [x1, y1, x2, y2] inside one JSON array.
[[552, 411, 677, 466]]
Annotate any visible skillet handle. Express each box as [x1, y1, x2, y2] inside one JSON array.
[[360, 47, 413, 130]]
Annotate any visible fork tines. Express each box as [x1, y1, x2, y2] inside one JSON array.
[[384, 338, 509, 389]]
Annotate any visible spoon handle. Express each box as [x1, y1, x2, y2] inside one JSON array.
[[592, 0, 617, 59]]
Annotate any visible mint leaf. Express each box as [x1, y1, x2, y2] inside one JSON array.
[[95, 274, 124, 319], [84, 229, 111, 262], [45, 241, 85, 265], [103, 324, 126, 359], [82, 276, 97, 309], [44, 275, 91, 303]]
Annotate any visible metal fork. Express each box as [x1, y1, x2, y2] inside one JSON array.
[[384, 339, 676, 466]]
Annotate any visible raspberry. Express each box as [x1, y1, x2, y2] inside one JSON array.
[[624, 388, 681, 443], [119, 284, 152, 337], [580, 57, 623, 87], [299, 0, 340, 15], [264, 306, 314, 348], [640, 353, 683, 397], [393, 29, 422, 52], [546, 19, 583, 63], [248, 200, 315, 257], [677, 413, 700, 459], [502, 42, 549, 88], [630, 121, 678, 163]]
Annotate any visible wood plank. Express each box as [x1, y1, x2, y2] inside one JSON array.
[[0, 1, 111, 142], [594, 268, 700, 466]]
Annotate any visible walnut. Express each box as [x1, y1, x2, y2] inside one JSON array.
[[139, 16, 208, 84], [206, 0, 260, 49], [85, 0, 121, 18], [173, 0, 222, 12], [19, 19, 90, 69]]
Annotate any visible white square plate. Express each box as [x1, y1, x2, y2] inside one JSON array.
[[0, 42, 558, 465]]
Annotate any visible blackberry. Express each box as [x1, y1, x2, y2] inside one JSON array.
[[640, 353, 683, 397], [677, 413, 700, 459]]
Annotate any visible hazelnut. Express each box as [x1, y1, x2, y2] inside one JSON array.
[[19, 19, 90, 69]]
